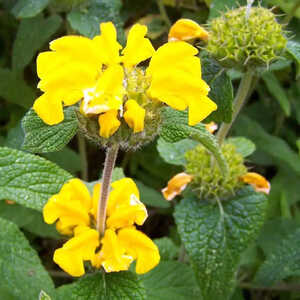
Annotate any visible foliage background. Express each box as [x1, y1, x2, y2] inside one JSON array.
[[0, 0, 300, 299]]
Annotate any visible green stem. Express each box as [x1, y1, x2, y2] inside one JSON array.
[[217, 69, 255, 145], [77, 133, 88, 181], [156, 0, 171, 28], [97, 144, 119, 236]]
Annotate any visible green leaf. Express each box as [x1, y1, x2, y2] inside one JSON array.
[[135, 180, 170, 208], [154, 237, 179, 261], [236, 116, 300, 175], [0, 147, 72, 211], [0, 217, 55, 299], [22, 107, 78, 153], [157, 138, 197, 166], [262, 72, 291, 116], [226, 137, 256, 157], [5, 122, 24, 150], [255, 228, 300, 286], [286, 40, 300, 78], [67, 0, 124, 43], [161, 107, 228, 175], [201, 56, 234, 123], [111, 167, 125, 182], [12, 14, 62, 71], [57, 272, 146, 300], [140, 261, 200, 300], [11, 0, 50, 18], [0, 68, 35, 108], [174, 187, 268, 300]]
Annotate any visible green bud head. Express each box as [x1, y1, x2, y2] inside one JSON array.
[[206, 6, 287, 70], [185, 143, 247, 201]]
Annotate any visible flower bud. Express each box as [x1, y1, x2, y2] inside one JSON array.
[[206, 6, 287, 70]]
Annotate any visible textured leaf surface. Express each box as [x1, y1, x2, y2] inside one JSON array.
[[0, 218, 55, 299], [262, 72, 290, 116], [174, 187, 268, 300], [11, 0, 50, 18], [67, 0, 124, 43], [140, 261, 200, 300], [161, 107, 228, 175], [287, 40, 300, 78], [226, 137, 256, 158], [236, 116, 300, 175], [12, 14, 62, 71], [0, 147, 72, 211], [202, 56, 233, 123], [255, 228, 300, 286], [57, 272, 146, 300], [157, 138, 197, 166], [22, 107, 78, 153], [0, 68, 35, 108], [208, 0, 247, 19]]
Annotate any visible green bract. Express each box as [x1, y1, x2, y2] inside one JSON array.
[[207, 6, 287, 70]]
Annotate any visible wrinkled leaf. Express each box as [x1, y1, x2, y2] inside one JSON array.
[[174, 187, 267, 300], [0, 147, 72, 211], [22, 107, 78, 153], [255, 228, 300, 286], [286, 40, 300, 78], [0, 218, 55, 299], [57, 272, 146, 300], [161, 107, 228, 175], [154, 237, 179, 261], [140, 261, 200, 300], [201, 56, 233, 123]]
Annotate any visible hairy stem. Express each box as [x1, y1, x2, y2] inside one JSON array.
[[217, 69, 254, 145], [156, 0, 171, 28], [97, 144, 119, 235], [77, 133, 88, 181]]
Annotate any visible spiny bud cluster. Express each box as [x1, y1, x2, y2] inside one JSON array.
[[185, 143, 247, 201], [206, 6, 287, 70]]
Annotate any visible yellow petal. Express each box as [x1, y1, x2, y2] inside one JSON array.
[[122, 24, 155, 68], [53, 226, 99, 277], [118, 228, 160, 274], [90, 183, 101, 221], [147, 41, 198, 76], [162, 172, 193, 201], [168, 19, 209, 42], [33, 92, 64, 125], [98, 110, 121, 138], [188, 96, 217, 126], [81, 65, 124, 115], [240, 172, 271, 194], [107, 178, 140, 215], [43, 179, 92, 232], [94, 229, 133, 272], [50, 35, 102, 70], [124, 99, 145, 133], [93, 22, 122, 65], [63, 90, 83, 106]]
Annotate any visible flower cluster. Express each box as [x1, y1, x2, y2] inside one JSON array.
[[33, 22, 217, 139], [43, 178, 160, 277]]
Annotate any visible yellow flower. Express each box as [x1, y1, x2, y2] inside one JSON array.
[[33, 21, 216, 136], [43, 177, 159, 276], [240, 172, 271, 194], [162, 172, 193, 201], [168, 18, 209, 42]]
